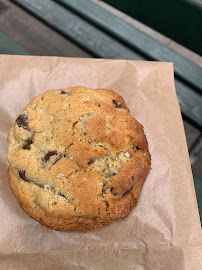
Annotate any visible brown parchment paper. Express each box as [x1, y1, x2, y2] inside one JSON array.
[[0, 55, 201, 270]]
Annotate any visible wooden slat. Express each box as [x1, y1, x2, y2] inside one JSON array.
[[102, 0, 202, 56], [0, 0, 91, 58], [0, 32, 29, 55], [10, 0, 202, 130], [194, 177, 202, 225], [183, 121, 201, 150], [55, 0, 202, 94], [10, 0, 144, 61], [175, 80, 202, 131]]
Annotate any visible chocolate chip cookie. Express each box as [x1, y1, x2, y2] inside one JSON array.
[[7, 87, 151, 231]]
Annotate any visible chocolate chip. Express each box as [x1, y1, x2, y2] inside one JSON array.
[[112, 99, 122, 109], [97, 104, 101, 107], [58, 192, 67, 199], [60, 90, 71, 95], [44, 151, 57, 162], [60, 90, 67, 94], [122, 186, 133, 197], [16, 114, 30, 131], [23, 138, 33, 150], [19, 170, 31, 182], [104, 200, 109, 208], [131, 176, 134, 181], [110, 187, 117, 196], [83, 132, 87, 136], [88, 159, 94, 165]]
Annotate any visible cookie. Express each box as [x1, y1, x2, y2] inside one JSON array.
[[7, 86, 151, 231]]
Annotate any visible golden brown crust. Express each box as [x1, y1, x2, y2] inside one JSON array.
[[7, 86, 151, 231]]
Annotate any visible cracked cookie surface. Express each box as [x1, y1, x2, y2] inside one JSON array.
[[7, 86, 151, 231]]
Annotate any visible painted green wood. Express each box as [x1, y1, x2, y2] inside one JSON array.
[[0, 32, 29, 55], [194, 177, 202, 225], [10, 0, 202, 130], [174, 80, 202, 131], [10, 0, 144, 61], [56, 0, 202, 94], [103, 0, 202, 56]]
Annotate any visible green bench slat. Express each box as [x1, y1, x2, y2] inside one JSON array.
[[55, 0, 202, 94], [103, 0, 202, 56], [10, 0, 202, 130], [194, 177, 202, 225], [10, 0, 144, 61], [175, 80, 202, 131], [0, 32, 29, 55]]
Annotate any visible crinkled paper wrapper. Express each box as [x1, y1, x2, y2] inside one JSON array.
[[0, 55, 201, 270]]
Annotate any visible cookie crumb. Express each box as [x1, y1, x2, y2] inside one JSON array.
[[125, 152, 130, 158], [44, 184, 51, 191]]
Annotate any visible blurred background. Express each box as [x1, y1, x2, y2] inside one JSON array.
[[0, 0, 201, 222]]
